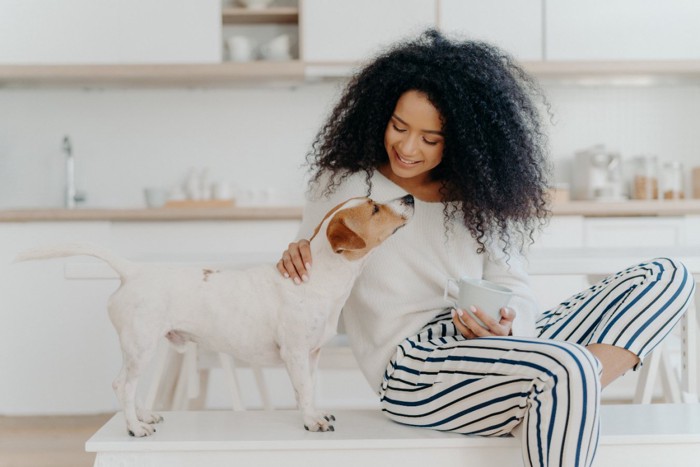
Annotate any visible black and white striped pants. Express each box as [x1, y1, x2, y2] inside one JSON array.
[[379, 257, 695, 467]]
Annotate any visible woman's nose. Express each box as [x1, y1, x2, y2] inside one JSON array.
[[399, 134, 420, 155]]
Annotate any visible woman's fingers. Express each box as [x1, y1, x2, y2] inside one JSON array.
[[278, 240, 313, 284], [451, 306, 515, 338], [460, 307, 491, 337], [451, 309, 477, 339]]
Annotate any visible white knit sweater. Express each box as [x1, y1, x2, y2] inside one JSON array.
[[296, 170, 540, 392]]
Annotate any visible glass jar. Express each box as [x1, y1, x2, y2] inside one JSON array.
[[631, 155, 659, 200], [660, 161, 685, 200]]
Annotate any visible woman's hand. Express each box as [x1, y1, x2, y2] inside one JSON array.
[[276, 239, 312, 285], [451, 306, 515, 339]]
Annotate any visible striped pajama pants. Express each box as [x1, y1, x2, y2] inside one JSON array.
[[379, 257, 695, 467]]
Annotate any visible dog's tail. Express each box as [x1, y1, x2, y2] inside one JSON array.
[[14, 243, 136, 278]]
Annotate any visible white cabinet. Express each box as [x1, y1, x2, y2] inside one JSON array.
[[583, 217, 686, 248], [0, 0, 221, 65], [439, 0, 543, 60], [301, 0, 437, 62], [546, 0, 700, 60]]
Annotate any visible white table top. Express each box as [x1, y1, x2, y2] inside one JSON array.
[[86, 405, 700, 453]]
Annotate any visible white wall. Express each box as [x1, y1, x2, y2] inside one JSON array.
[[2, 82, 699, 210], [0, 82, 343, 209]]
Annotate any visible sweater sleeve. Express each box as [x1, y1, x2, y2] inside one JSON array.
[[482, 245, 541, 337]]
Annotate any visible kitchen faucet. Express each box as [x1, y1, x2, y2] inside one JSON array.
[[62, 135, 86, 208]]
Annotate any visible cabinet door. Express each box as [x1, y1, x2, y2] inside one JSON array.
[[0, 0, 221, 64], [301, 0, 437, 62], [583, 217, 685, 248], [439, 0, 543, 61], [546, 0, 700, 60]]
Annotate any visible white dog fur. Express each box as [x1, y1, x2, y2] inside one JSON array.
[[15, 195, 414, 436]]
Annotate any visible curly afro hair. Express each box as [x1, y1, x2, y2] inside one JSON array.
[[306, 29, 552, 254]]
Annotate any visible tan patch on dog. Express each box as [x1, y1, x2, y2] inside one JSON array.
[[202, 268, 220, 281], [327, 198, 409, 261], [309, 197, 365, 242]]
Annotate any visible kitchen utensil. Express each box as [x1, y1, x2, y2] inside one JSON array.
[[631, 155, 659, 200], [259, 34, 291, 61], [572, 145, 625, 201], [443, 276, 512, 327], [236, 0, 274, 10], [660, 161, 684, 200], [226, 35, 256, 62], [144, 188, 169, 208]]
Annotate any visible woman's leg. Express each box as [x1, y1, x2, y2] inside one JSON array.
[[537, 257, 696, 387], [380, 311, 601, 467]]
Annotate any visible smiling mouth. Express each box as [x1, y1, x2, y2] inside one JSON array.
[[395, 151, 421, 166]]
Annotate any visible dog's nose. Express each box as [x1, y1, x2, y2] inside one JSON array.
[[402, 194, 414, 206]]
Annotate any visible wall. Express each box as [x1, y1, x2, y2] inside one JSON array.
[[1, 81, 700, 209]]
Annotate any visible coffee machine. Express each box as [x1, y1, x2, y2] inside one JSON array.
[[572, 145, 626, 201]]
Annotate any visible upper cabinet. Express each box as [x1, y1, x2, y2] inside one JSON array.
[[301, 0, 437, 63], [546, 0, 700, 60], [439, 0, 543, 61], [0, 0, 221, 64]]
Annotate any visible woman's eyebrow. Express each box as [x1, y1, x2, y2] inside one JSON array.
[[392, 114, 444, 136]]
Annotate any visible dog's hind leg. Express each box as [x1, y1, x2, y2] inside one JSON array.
[[113, 333, 161, 437], [280, 347, 335, 432]]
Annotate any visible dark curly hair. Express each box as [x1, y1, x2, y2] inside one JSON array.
[[306, 29, 551, 254]]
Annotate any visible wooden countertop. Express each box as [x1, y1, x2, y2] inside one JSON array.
[[0, 206, 304, 222], [2, 200, 700, 222]]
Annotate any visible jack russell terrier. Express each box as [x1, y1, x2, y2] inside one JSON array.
[[16, 195, 414, 436]]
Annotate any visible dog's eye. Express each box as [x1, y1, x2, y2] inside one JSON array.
[[372, 204, 379, 215]]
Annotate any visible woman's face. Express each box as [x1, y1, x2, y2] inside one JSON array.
[[384, 90, 445, 185]]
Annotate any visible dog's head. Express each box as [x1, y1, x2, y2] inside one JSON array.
[[315, 195, 414, 261]]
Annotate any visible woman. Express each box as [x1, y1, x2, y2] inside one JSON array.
[[277, 30, 694, 467]]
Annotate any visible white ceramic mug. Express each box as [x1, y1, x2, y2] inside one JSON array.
[[259, 34, 291, 61], [237, 0, 274, 10], [226, 36, 255, 62], [443, 276, 513, 327], [143, 188, 169, 208]]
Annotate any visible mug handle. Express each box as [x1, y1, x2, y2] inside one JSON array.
[[443, 278, 458, 308]]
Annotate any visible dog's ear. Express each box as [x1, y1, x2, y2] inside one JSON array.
[[327, 217, 366, 253]]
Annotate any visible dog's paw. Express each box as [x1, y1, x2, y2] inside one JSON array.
[[137, 409, 164, 424], [127, 421, 157, 437], [303, 413, 336, 432]]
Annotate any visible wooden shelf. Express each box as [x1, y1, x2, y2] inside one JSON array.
[[0, 61, 306, 88], [2, 60, 700, 88], [222, 7, 299, 25], [525, 60, 700, 82]]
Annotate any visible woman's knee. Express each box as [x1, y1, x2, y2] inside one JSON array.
[[536, 342, 602, 393]]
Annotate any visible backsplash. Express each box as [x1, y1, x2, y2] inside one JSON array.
[[0, 81, 699, 208]]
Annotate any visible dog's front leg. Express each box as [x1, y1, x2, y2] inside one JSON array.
[[280, 347, 335, 432]]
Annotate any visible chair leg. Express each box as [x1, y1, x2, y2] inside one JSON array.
[[634, 348, 661, 404], [681, 293, 699, 403], [218, 353, 246, 411], [251, 365, 273, 411]]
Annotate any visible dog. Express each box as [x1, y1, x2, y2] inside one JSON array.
[[15, 195, 414, 436]]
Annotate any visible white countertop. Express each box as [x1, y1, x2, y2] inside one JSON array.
[[3, 200, 700, 222]]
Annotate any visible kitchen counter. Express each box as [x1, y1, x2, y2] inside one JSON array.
[[0, 206, 304, 222], [2, 200, 700, 222]]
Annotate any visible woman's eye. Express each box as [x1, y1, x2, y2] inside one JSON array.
[[423, 138, 439, 146], [392, 124, 406, 132]]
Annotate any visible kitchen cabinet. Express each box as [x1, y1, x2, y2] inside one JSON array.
[[546, 0, 700, 61], [439, 0, 543, 61], [0, 0, 221, 65], [301, 0, 437, 63]]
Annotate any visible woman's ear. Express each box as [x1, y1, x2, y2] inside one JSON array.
[[327, 217, 366, 253]]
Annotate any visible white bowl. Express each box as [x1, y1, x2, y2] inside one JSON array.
[[237, 0, 274, 10]]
